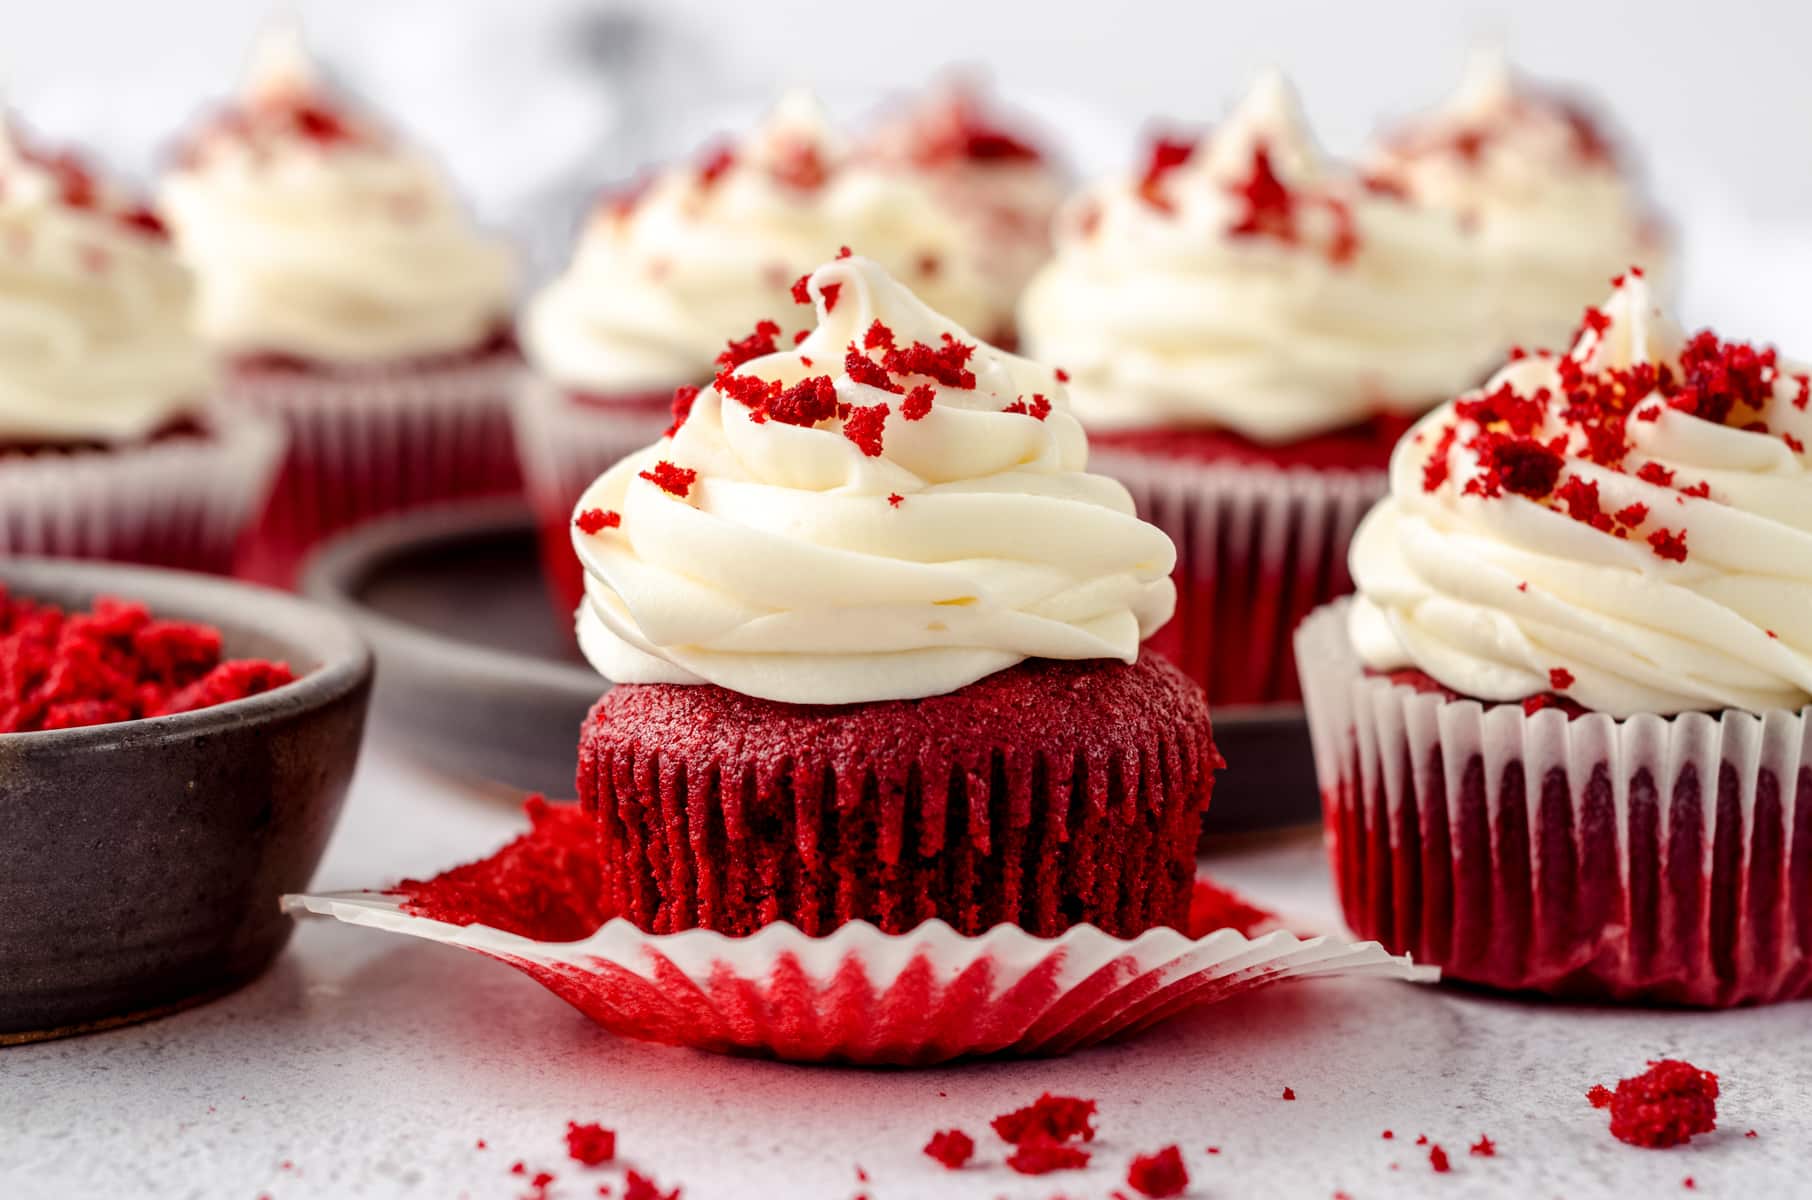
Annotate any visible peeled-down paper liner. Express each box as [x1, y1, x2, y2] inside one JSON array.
[[284, 888, 1435, 1065]]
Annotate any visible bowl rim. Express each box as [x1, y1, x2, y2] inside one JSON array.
[[0, 557, 373, 753]]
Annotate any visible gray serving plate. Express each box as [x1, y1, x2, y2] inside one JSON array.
[[302, 500, 1321, 833], [0, 559, 372, 1043]]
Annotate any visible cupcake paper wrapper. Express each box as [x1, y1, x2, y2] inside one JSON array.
[[284, 888, 1434, 1065], [511, 377, 671, 620], [0, 407, 283, 574], [229, 354, 526, 585], [1298, 599, 1812, 1006], [1090, 448, 1385, 707]]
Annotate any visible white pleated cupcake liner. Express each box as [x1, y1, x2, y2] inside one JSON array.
[[510, 376, 671, 616], [226, 354, 527, 584], [1297, 599, 1812, 1006], [1089, 447, 1385, 706], [285, 888, 1434, 1064], [0, 406, 283, 574]]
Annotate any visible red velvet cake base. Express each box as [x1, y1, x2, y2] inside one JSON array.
[[577, 652, 1218, 938], [1091, 414, 1407, 474], [1297, 601, 1812, 1007], [1091, 436, 1387, 706], [230, 347, 525, 587]]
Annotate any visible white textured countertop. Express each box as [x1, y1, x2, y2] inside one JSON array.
[[4, 737, 1809, 1200]]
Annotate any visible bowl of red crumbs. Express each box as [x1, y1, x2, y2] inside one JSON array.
[[0, 558, 372, 1043]]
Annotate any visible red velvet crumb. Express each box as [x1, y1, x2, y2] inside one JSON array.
[[1005, 1136, 1090, 1175], [565, 1122, 616, 1167], [1548, 668, 1575, 691], [1591, 1060, 1719, 1149], [1126, 1146, 1189, 1198], [887, 493, 904, 508], [574, 509, 621, 535], [820, 283, 842, 312], [1185, 878, 1273, 937], [1648, 528, 1688, 563], [622, 1169, 681, 1200], [1282, 1088, 1296, 1101], [900, 384, 936, 421], [665, 385, 700, 437], [639, 461, 697, 498], [1429, 1144, 1450, 1173], [992, 1094, 1098, 1145], [923, 1129, 974, 1169], [842, 402, 890, 457], [1470, 1135, 1496, 1157], [0, 591, 295, 733], [846, 348, 906, 394]]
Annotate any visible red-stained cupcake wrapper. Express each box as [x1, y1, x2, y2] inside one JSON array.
[[284, 888, 1434, 1065], [229, 354, 526, 586], [1297, 600, 1812, 1007], [511, 377, 671, 620], [1090, 448, 1385, 707], [0, 407, 283, 574]]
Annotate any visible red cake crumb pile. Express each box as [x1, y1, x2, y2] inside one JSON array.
[[923, 1129, 975, 1170], [622, 1169, 680, 1200], [1006, 1137, 1090, 1175], [993, 1094, 1098, 1145], [574, 508, 621, 535], [0, 590, 294, 733], [638, 461, 697, 499], [1588, 1060, 1720, 1149], [566, 1122, 617, 1167], [1187, 878, 1274, 937], [394, 796, 613, 941], [1126, 1146, 1189, 1198]]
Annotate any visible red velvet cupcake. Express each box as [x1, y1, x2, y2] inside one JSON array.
[[0, 122, 281, 572], [1020, 71, 1498, 706], [568, 254, 1212, 937], [517, 90, 1012, 622], [159, 27, 519, 585], [1299, 273, 1812, 1006]]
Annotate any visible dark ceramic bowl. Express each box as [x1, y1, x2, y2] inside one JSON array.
[[0, 559, 373, 1043]]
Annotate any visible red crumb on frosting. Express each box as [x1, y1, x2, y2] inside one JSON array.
[[846, 347, 906, 394], [1429, 1144, 1451, 1173], [565, 1123, 616, 1167], [881, 334, 977, 389], [1549, 668, 1575, 691], [1648, 528, 1688, 563], [837, 245, 852, 258], [1185, 877, 1273, 937], [900, 383, 936, 421], [992, 1095, 1098, 1145], [1126, 1147, 1189, 1198], [574, 509, 621, 535], [696, 144, 736, 188], [923, 1129, 975, 1169], [887, 493, 904, 508], [1005, 1136, 1090, 1176], [396, 797, 612, 940], [0, 591, 294, 733], [842, 402, 890, 456], [768, 376, 840, 427], [1055, 367, 1070, 382], [1136, 136, 1196, 211], [863, 320, 896, 351], [1590, 1060, 1719, 1149], [789, 274, 813, 304], [665, 385, 701, 437], [622, 1169, 681, 1200], [1470, 1135, 1496, 1157], [715, 320, 782, 372], [820, 282, 843, 313], [1226, 143, 1295, 243], [1003, 394, 1052, 420], [639, 461, 697, 498]]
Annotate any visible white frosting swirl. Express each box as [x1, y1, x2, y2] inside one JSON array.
[[523, 91, 1002, 396], [0, 126, 213, 443], [570, 255, 1177, 704], [1366, 51, 1671, 355], [1351, 274, 1812, 717], [1020, 71, 1498, 445], [158, 27, 515, 365]]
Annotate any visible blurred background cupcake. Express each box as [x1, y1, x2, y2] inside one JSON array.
[[1365, 50, 1673, 358], [515, 89, 999, 620], [1299, 272, 1812, 1006], [0, 119, 280, 572], [158, 24, 519, 585], [1020, 70, 1498, 707], [859, 76, 1065, 347]]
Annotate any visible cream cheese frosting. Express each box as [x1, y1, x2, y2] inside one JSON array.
[[1350, 272, 1812, 717], [1366, 51, 1671, 356], [522, 90, 1001, 397], [159, 26, 515, 366], [1019, 71, 1498, 445], [570, 254, 1177, 704], [0, 125, 213, 443]]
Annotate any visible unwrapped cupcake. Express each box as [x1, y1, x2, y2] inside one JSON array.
[[1366, 51, 1672, 357], [159, 26, 519, 584], [1299, 269, 1812, 1005], [569, 252, 1214, 936], [518, 91, 1000, 619], [1020, 71, 1498, 704], [0, 120, 280, 571]]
